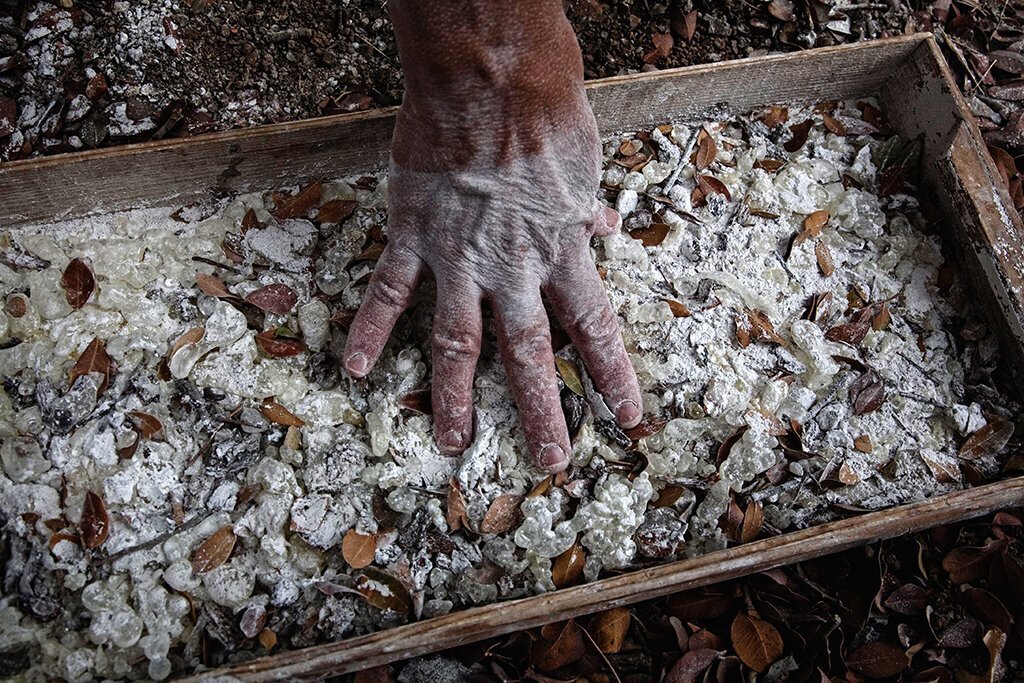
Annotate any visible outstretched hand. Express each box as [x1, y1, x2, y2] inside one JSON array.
[[341, 0, 642, 473]]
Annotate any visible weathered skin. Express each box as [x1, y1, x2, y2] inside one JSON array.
[[342, 0, 643, 473]]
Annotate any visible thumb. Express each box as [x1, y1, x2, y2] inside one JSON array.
[[592, 204, 622, 237]]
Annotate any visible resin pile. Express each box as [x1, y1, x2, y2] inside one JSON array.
[[0, 101, 1018, 680]]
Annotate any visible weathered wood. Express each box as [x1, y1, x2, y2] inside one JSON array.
[[0, 36, 925, 228], [880, 39, 1024, 389], [182, 477, 1024, 681]]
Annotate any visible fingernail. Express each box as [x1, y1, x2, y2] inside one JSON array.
[[346, 352, 368, 376], [615, 399, 642, 429], [537, 444, 569, 473], [604, 206, 622, 231], [440, 430, 467, 454]]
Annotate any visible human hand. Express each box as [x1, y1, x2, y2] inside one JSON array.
[[342, 0, 642, 473]]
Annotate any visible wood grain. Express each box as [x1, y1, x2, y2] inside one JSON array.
[[182, 477, 1024, 681]]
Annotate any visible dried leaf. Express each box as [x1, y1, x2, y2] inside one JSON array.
[[784, 120, 813, 153], [69, 338, 114, 395], [625, 414, 669, 441], [665, 299, 691, 317], [768, 0, 796, 22], [652, 32, 674, 59], [590, 607, 630, 654], [80, 491, 110, 549], [740, 500, 763, 543], [258, 628, 277, 650], [533, 619, 587, 671], [884, 583, 929, 615], [62, 257, 95, 310], [260, 398, 305, 427], [815, 240, 835, 277], [695, 133, 717, 170], [630, 222, 671, 247], [357, 567, 412, 614], [669, 589, 737, 622], [760, 106, 789, 128], [960, 418, 1014, 460], [665, 648, 721, 683], [753, 158, 785, 172], [846, 642, 909, 678], [676, 10, 699, 41], [826, 318, 871, 346], [273, 182, 322, 219], [942, 541, 1004, 585], [746, 308, 786, 346], [446, 477, 470, 532], [853, 435, 873, 453], [127, 411, 165, 441], [731, 612, 784, 674], [552, 542, 586, 589], [398, 388, 432, 415], [315, 199, 358, 224], [255, 330, 305, 358], [480, 494, 524, 534], [922, 454, 961, 483], [853, 380, 885, 416], [527, 475, 553, 498], [555, 357, 585, 396], [696, 174, 732, 201], [245, 283, 298, 315], [195, 273, 232, 298], [822, 114, 848, 136], [342, 529, 377, 569], [192, 525, 236, 573], [241, 207, 261, 233]]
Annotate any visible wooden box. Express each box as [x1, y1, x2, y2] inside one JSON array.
[[3, 34, 1023, 680]]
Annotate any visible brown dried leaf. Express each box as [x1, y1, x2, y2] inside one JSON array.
[[731, 612, 784, 674], [942, 541, 1004, 585], [753, 158, 785, 172], [746, 308, 787, 346], [552, 541, 586, 589], [815, 241, 835, 277], [169, 327, 205, 360], [342, 529, 377, 569], [652, 32, 674, 59], [255, 330, 305, 358], [630, 222, 671, 247], [86, 72, 109, 102], [480, 494, 523, 534], [527, 475, 553, 498], [195, 273, 232, 298], [245, 283, 298, 315], [357, 567, 412, 614], [257, 628, 277, 650], [315, 199, 358, 224], [260, 398, 305, 427], [922, 454, 961, 483], [740, 500, 763, 543], [590, 606, 631, 654], [822, 114, 848, 136], [696, 174, 732, 201], [398, 388, 432, 415], [767, 0, 796, 22], [128, 411, 165, 441], [62, 257, 95, 310], [846, 641, 909, 679], [273, 182, 322, 219], [240, 207, 261, 233], [533, 619, 587, 672], [853, 435, 873, 453], [69, 338, 113, 395], [80, 490, 110, 549], [826, 319, 871, 346], [665, 648, 721, 683], [960, 418, 1014, 460], [784, 120, 813, 153], [625, 414, 670, 441], [760, 106, 789, 129], [695, 133, 717, 170], [665, 299, 691, 317], [853, 380, 885, 416], [192, 526, 237, 573], [804, 210, 830, 237], [446, 477, 470, 532]]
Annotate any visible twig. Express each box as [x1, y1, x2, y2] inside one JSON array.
[[100, 514, 206, 565]]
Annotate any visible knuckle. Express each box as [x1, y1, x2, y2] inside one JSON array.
[[504, 326, 552, 369], [370, 274, 413, 310], [572, 304, 621, 346], [432, 326, 478, 362]]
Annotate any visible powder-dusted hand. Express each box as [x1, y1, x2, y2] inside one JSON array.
[[342, 0, 642, 473]]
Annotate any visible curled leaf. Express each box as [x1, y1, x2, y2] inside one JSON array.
[[260, 397, 305, 427], [552, 541, 586, 589], [555, 357, 585, 396]]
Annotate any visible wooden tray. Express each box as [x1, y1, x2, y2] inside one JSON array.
[[4, 33, 1023, 680]]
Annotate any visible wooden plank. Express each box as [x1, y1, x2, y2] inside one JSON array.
[[0, 35, 927, 228], [182, 477, 1024, 681], [880, 39, 1024, 389]]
